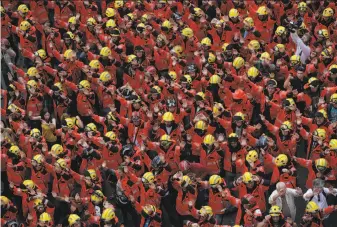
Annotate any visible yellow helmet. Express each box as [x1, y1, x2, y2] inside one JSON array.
[[64, 118, 75, 129], [68, 16, 77, 24], [297, 2, 307, 11], [141, 14, 148, 23], [137, 23, 145, 29], [172, 45, 183, 57], [322, 7, 334, 17], [229, 8, 239, 19], [162, 20, 172, 29], [212, 103, 224, 117], [201, 37, 212, 47], [142, 172, 155, 184], [229, 133, 239, 139], [143, 205, 157, 215], [275, 44, 285, 53], [99, 71, 112, 83], [126, 13, 135, 21], [87, 17, 97, 25], [114, 0, 124, 9], [168, 71, 177, 81], [127, 54, 137, 63], [195, 120, 207, 131], [105, 8, 116, 18], [7, 103, 20, 113], [152, 85, 162, 94], [203, 134, 215, 145], [247, 67, 259, 78], [89, 60, 100, 69], [33, 154, 44, 164], [63, 49, 74, 60], [330, 93, 337, 103], [329, 64, 337, 73], [8, 145, 21, 156], [30, 128, 41, 138], [246, 150, 258, 163], [36, 49, 47, 60], [0, 6, 4, 14], [160, 134, 171, 142], [234, 112, 245, 121], [269, 205, 282, 216], [257, 6, 268, 16], [275, 154, 288, 167], [55, 158, 68, 169], [209, 74, 221, 84], [306, 201, 319, 213], [162, 112, 175, 122], [101, 208, 116, 221], [91, 190, 104, 203], [196, 92, 205, 100], [106, 19, 116, 28], [318, 29, 329, 39], [34, 198, 43, 208], [193, 7, 203, 17], [321, 47, 333, 57], [23, 180, 35, 190], [285, 98, 296, 108], [208, 52, 216, 63], [20, 20, 31, 31], [86, 169, 97, 180], [313, 128, 326, 140], [222, 43, 230, 51], [290, 55, 301, 65], [105, 131, 117, 141], [183, 74, 192, 84], [280, 121, 293, 130], [209, 175, 222, 186], [182, 27, 194, 38], [27, 67, 38, 77], [85, 123, 97, 132], [200, 206, 213, 217], [27, 80, 38, 89], [68, 214, 81, 226], [242, 172, 253, 184], [66, 31, 75, 39], [181, 175, 191, 187], [315, 158, 328, 169], [39, 212, 51, 223], [260, 52, 271, 61], [100, 47, 112, 57], [18, 4, 29, 13], [317, 109, 327, 119], [79, 80, 91, 90], [275, 26, 286, 36], [51, 144, 64, 156], [243, 17, 254, 28], [308, 77, 318, 86], [329, 139, 337, 150], [248, 40, 260, 51], [233, 57, 245, 69], [1, 196, 10, 206]]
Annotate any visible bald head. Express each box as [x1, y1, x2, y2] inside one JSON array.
[[276, 182, 287, 196]]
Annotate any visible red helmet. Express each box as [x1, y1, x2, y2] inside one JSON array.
[[233, 89, 245, 100]]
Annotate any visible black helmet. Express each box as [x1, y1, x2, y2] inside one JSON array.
[[121, 144, 135, 157], [151, 156, 163, 169]]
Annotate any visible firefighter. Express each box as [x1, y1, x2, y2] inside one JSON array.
[[300, 201, 337, 227], [230, 172, 269, 212]]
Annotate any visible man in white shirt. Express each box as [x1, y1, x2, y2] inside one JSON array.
[[269, 182, 303, 221], [303, 179, 337, 219]]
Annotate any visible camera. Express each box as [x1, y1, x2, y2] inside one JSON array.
[[288, 17, 303, 33]]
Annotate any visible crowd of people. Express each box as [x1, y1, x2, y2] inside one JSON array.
[[1, 0, 337, 226]]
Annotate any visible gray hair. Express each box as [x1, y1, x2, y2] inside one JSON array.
[[313, 178, 325, 188]]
